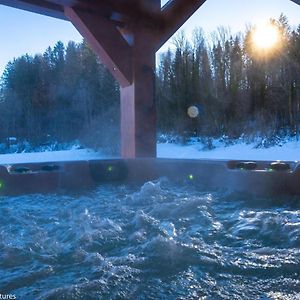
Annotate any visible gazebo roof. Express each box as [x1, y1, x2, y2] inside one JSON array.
[[0, 0, 170, 21], [1, 0, 300, 22]]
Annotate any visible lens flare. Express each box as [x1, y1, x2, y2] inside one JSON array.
[[187, 106, 199, 118], [252, 23, 279, 51], [188, 174, 194, 180]]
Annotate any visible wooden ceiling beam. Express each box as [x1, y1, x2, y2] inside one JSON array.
[[65, 6, 132, 87], [47, 0, 77, 5], [109, 0, 161, 23], [155, 0, 207, 50], [0, 0, 66, 20]]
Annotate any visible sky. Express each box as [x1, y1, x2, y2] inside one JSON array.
[[0, 0, 300, 75]]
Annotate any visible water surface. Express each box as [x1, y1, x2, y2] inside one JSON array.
[[0, 179, 299, 299]]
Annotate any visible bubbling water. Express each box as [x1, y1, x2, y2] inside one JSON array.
[[0, 179, 299, 299]]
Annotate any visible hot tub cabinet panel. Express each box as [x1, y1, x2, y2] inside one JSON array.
[[0, 159, 299, 196]]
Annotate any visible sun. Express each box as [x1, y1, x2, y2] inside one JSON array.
[[252, 22, 280, 51]]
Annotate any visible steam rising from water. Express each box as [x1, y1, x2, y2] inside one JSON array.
[[0, 179, 299, 299]]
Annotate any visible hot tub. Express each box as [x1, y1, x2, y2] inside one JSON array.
[[0, 158, 299, 196]]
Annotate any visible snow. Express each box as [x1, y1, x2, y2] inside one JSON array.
[[157, 141, 300, 161], [0, 149, 105, 164], [0, 139, 300, 164]]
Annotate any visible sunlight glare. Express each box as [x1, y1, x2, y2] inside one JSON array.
[[252, 23, 279, 50]]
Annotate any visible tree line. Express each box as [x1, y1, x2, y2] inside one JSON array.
[[0, 41, 120, 152], [157, 15, 300, 140], [0, 15, 300, 152]]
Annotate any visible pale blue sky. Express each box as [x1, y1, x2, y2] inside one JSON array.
[[0, 0, 300, 75]]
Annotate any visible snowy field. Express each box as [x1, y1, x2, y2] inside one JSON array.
[[0, 139, 300, 164], [157, 140, 300, 161], [0, 149, 103, 164]]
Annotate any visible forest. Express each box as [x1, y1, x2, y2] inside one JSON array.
[[0, 15, 300, 153]]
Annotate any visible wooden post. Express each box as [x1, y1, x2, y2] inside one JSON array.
[[121, 29, 157, 157], [65, 4, 158, 158], [64, 0, 205, 158]]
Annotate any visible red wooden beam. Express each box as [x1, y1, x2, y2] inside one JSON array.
[[0, 0, 66, 20], [65, 1, 159, 157], [107, 0, 162, 26], [156, 0, 207, 50], [120, 28, 157, 157], [65, 6, 133, 87]]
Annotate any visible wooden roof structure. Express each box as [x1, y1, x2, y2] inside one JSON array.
[[0, 0, 209, 85], [1, 0, 299, 28], [1, 0, 299, 158], [2, 0, 300, 21]]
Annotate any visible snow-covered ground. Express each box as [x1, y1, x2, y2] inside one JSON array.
[[0, 138, 300, 164], [0, 149, 104, 164], [157, 140, 300, 161]]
